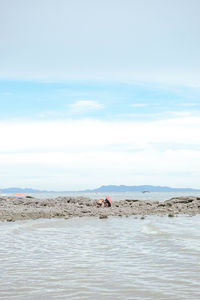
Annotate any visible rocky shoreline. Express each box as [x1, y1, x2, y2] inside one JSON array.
[[0, 195, 200, 222]]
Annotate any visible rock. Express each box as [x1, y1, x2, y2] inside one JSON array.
[[168, 213, 174, 217], [1, 195, 200, 222], [152, 201, 159, 205], [82, 209, 90, 213], [165, 197, 196, 205], [6, 218, 15, 222], [99, 215, 108, 219], [158, 203, 166, 207], [125, 199, 140, 202]]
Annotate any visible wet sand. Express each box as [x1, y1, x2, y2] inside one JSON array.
[[0, 195, 200, 222]]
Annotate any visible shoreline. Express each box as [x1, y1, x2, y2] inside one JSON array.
[[0, 195, 200, 222]]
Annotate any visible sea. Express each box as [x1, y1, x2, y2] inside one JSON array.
[[0, 192, 200, 300]]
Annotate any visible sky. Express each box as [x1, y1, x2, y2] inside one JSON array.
[[0, 0, 200, 190]]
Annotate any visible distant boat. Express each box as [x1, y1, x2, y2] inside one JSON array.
[[142, 190, 150, 193]]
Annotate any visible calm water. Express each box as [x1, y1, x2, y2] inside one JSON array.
[[0, 214, 200, 300]]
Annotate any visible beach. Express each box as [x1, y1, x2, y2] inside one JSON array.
[[1, 195, 200, 222]]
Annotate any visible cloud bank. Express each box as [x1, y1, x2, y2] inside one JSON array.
[[0, 116, 199, 189]]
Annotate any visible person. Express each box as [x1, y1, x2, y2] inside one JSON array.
[[97, 198, 104, 207], [104, 195, 111, 207]]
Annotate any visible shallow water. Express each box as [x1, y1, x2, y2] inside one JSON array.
[[0, 215, 200, 300]]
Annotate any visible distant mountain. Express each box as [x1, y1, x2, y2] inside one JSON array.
[[0, 187, 48, 193], [82, 185, 200, 193], [0, 185, 200, 194]]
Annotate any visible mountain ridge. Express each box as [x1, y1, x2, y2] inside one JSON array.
[[81, 185, 200, 192], [0, 185, 200, 193]]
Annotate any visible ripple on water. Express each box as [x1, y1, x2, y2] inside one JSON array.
[[0, 215, 200, 300]]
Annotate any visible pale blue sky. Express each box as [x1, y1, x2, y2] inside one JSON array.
[[0, 80, 200, 121], [0, 0, 200, 189], [0, 0, 200, 84]]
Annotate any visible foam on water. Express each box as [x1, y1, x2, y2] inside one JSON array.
[[141, 224, 161, 235]]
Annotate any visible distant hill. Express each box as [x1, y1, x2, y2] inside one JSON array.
[[0, 185, 200, 194], [0, 187, 48, 193], [82, 185, 200, 193]]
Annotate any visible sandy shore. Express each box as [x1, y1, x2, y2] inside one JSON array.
[[0, 195, 200, 221]]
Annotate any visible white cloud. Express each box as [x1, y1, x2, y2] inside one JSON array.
[[169, 111, 192, 117], [0, 116, 200, 189], [121, 110, 200, 120], [1, 117, 199, 152], [68, 100, 104, 114]]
